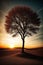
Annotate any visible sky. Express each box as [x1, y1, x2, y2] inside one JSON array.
[[0, 0, 43, 48]]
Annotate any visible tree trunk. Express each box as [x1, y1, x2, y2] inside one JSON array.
[[22, 38, 25, 53]]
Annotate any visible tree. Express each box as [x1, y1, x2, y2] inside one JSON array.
[[5, 6, 40, 53]]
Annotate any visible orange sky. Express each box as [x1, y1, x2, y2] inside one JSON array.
[[0, 31, 43, 48]]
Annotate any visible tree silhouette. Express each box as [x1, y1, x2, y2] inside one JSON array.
[[5, 6, 40, 53]]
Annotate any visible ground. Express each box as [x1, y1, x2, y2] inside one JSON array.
[[0, 47, 43, 65]]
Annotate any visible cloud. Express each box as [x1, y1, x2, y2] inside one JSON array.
[[37, 8, 43, 13], [31, 33, 43, 42]]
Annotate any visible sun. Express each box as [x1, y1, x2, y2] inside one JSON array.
[[9, 44, 14, 48], [3, 34, 16, 48]]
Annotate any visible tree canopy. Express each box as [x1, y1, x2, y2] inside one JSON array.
[[5, 6, 40, 39]]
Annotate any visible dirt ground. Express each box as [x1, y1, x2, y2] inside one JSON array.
[[0, 48, 43, 65]]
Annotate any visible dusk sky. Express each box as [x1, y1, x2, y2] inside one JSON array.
[[0, 0, 43, 48]]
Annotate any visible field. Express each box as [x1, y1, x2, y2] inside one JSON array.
[[0, 47, 43, 65]]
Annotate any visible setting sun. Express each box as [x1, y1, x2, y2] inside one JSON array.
[[9, 44, 14, 48], [4, 35, 17, 48]]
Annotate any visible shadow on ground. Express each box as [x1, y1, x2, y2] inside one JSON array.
[[16, 52, 43, 61]]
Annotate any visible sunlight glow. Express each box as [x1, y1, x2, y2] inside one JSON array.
[[9, 44, 14, 48]]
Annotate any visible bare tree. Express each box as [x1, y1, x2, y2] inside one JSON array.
[[5, 6, 40, 53]]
